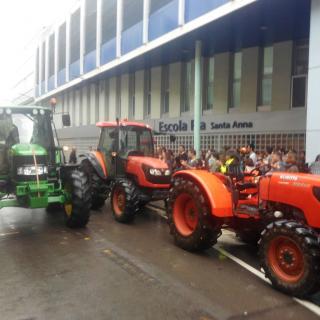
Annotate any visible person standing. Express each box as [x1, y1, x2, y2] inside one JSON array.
[[174, 145, 188, 171], [69, 146, 77, 164], [247, 143, 257, 166]]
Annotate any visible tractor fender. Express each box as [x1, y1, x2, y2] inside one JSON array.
[[80, 151, 107, 180], [173, 170, 233, 218]]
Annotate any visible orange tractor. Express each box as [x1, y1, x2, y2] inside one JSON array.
[[168, 166, 320, 297], [81, 120, 171, 223]]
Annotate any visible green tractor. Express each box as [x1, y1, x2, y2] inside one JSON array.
[[0, 105, 91, 228]]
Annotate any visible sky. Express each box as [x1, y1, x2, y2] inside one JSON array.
[[0, 0, 79, 103]]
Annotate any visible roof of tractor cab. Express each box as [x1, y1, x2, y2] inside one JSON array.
[[96, 121, 151, 129]]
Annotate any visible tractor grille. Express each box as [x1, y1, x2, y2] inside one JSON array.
[[12, 155, 48, 182], [144, 171, 171, 185]]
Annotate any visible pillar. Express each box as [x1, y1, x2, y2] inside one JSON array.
[[306, 0, 320, 163]]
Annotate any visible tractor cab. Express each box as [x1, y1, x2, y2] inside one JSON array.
[[97, 120, 155, 178]]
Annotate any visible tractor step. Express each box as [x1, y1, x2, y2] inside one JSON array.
[[236, 204, 259, 216]]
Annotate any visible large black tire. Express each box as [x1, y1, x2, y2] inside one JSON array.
[[168, 176, 221, 252], [64, 170, 91, 228], [110, 179, 140, 223], [259, 220, 320, 297], [81, 161, 108, 210]]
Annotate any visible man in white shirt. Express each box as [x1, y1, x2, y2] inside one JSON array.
[[247, 143, 257, 166]]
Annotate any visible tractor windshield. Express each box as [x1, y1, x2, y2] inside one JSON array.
[[0, 108, 53, 150], [120, 126, 154, 157]]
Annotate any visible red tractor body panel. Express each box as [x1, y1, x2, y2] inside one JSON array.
[[260, 172, 320, 228], [92, 151, 107, 177], [126, 156, 170, 189], [173, 170, 233, 218]]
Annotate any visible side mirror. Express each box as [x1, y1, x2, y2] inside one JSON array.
[[62, 114, 71, 127], [170, 135, 176, 143]]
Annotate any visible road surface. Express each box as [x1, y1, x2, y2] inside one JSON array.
[[0, 203, 319, 320]]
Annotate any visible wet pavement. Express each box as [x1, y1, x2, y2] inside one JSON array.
[[0, 203, 319, 320]]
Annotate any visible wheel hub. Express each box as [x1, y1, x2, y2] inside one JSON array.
[[173, 193, 199, 237], [113, 187, 126, 216], [268, 236, 304, 283]]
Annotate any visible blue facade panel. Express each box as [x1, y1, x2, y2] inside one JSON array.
[[101, 38, 116, 65], [121, 21, 143, 55], [35, 85, 39, 98], [58, 69, 66, 86], [185, 0, 230, 22], [84, 50, 97, 73], [148, 0, 179, 41], [69, 60, 80, 80]]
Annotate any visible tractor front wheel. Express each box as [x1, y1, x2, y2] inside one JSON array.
[[81, 160, 108, 210], [63, 170, 91, 228], [111, 179, 140, 223], [259, 220, 320, 297], [168, 176, 221, 252]]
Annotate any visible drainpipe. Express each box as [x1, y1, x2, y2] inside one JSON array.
[[194, 40, 202, 158]]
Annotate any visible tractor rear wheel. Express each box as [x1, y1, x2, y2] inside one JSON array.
[[259, 220, 320, 297], [168, 176, 221, 252], [63, 170, 91, 228], [111, 179, 140, 223]]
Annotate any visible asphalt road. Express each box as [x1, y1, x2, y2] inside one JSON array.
[[0, 203, 319, 320]]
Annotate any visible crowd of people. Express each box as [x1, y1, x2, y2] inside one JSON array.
[[155, 144, 320, 175]]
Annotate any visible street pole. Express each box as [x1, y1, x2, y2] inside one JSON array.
[[194, 40, 202, 158]]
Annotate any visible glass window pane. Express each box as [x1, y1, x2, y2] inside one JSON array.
[[232, 80, 241, 108], [233, 52, 242, 80], [263, 47, 273, 75], [262, 78, 272, 105], [123, 0, 143, 31], [102, 0, 117, 43], [85, 0, 97, 54]]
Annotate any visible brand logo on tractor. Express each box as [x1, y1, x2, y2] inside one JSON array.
[[280, 175, 298, 181]]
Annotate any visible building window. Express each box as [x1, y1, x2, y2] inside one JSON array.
[[145, 69, 151, 117], [58, 23, 66, 71], [48, 34, 55, 78], [129, 73, 135, 119], [70, 9, 81, 64], [259, 46, 273, 106], [85, 0, 97, 55], [150, 0, 173, 14], [161, 65, 170, 114], [182, 61, 192, 113], [231, 52, 242, 109], [123, 0, 143, 31], [292, 40, 308, 108], [204, 57, 214, 111], [101, 0, 117, 44]]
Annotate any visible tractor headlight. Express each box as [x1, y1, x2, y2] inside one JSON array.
[[17, 166, 48, 176], [149, 168, 162, 176], [164, 169, 171, 176]]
